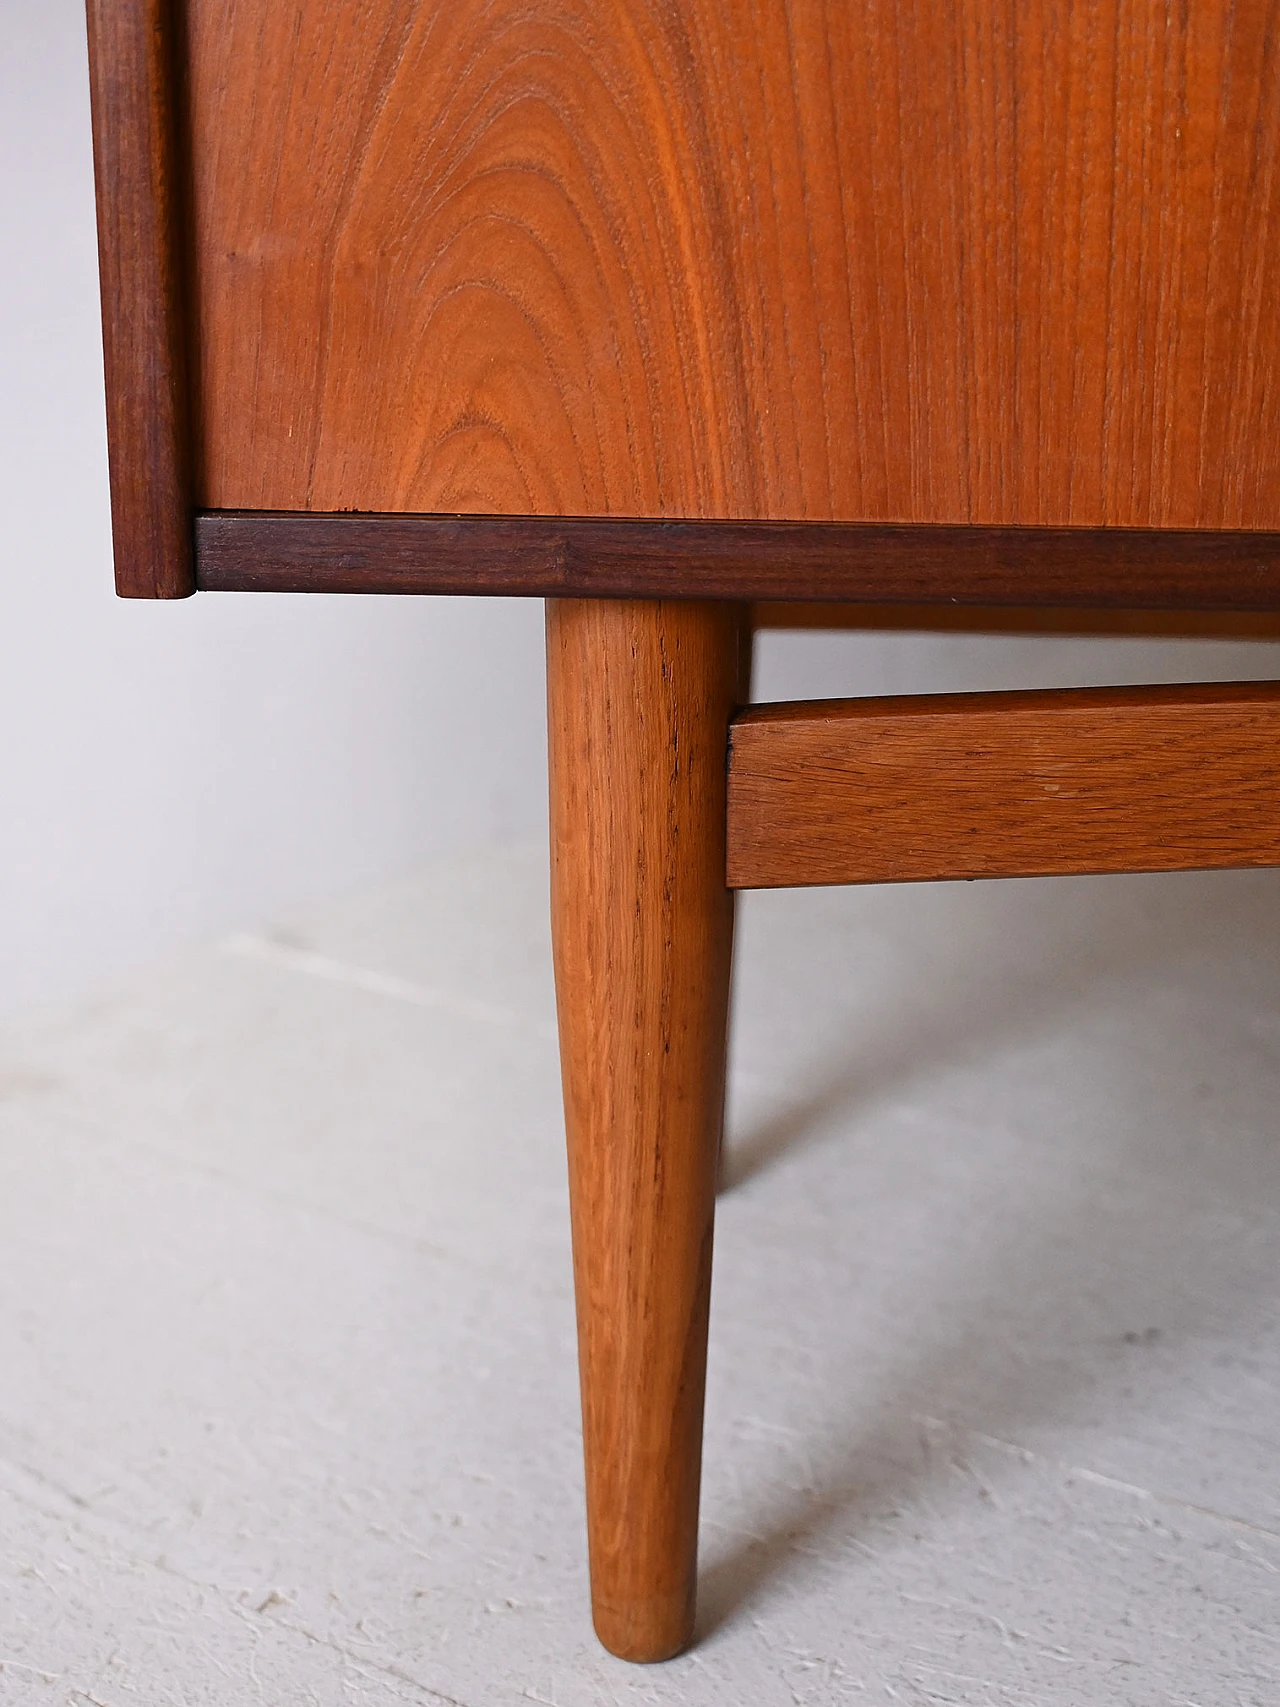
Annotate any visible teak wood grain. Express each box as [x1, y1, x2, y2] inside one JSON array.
[[86, 0, 194, 598], [184, 0, 1280, 529], [194, 514, 1280, 609], [547, 599, 748, 1661], [727, 684, 1280, 889]]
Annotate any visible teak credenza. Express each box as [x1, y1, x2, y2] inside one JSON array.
[[87, 0, 1280, 1662]]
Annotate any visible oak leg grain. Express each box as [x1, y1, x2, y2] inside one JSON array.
[[546, 598, 748, 1661]]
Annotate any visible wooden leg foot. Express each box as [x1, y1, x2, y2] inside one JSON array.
[[546, 597, 747, 1662]]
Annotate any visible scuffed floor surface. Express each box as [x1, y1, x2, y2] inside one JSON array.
[[2, 844, 1278, 1705]]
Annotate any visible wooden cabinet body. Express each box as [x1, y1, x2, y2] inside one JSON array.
[[90, 0, 1280, 598]]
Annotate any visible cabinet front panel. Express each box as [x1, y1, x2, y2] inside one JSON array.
[[186, 0, 1280, 528]]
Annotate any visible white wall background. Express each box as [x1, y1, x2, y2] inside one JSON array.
[[5, 0, 1279, 1022], [2, 2, 552, 1020]]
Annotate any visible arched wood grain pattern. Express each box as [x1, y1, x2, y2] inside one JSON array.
[[186, 0, 1280, 528]]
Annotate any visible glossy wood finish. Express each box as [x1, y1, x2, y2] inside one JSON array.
[[195, 514, 1280, 609], [185, 0, 1280, 529], [86, 0, 194, 598], [727, 684, 1280, 889], [547, 599, 748, 1661]]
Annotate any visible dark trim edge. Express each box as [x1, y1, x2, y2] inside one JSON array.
[[195, 512, 1280, 608], [87, 0, 195, 598]]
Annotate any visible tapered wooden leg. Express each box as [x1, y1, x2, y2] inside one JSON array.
[[546, 598, 748, 1662]]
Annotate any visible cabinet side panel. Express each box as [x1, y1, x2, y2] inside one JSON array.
[[86, 0, 195, 597], [187, 0, 1280, 529]]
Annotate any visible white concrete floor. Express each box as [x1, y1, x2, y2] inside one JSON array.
[[2, 843, 1279, 1704]]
